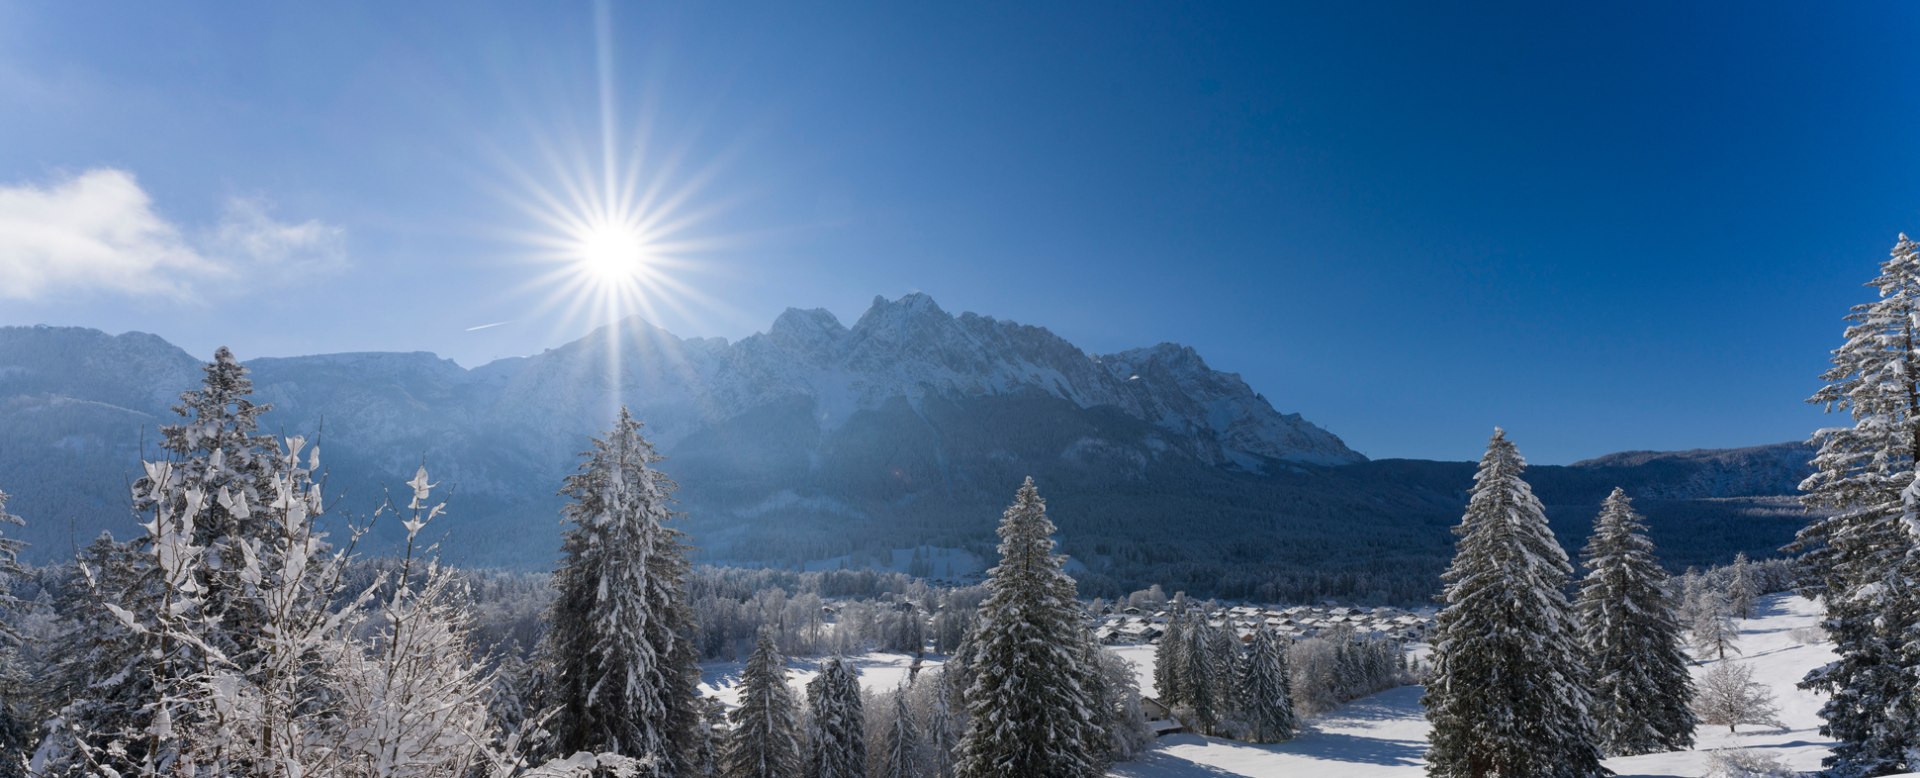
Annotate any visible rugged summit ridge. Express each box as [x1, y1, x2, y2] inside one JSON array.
[[481, 293, 1362, 468], [0, 295, 1361, 567]]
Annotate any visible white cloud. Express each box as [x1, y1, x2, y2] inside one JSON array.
[[0, 167, 346, 301]]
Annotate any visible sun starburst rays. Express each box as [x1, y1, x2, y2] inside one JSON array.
[[473, 0, 749, 415]]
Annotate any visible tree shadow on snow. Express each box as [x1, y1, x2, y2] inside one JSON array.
[[1748, 596, 1798, 620], [1275, 730, 1427, 766]]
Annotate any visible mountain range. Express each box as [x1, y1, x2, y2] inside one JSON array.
[[0, 293, 1814, 602]]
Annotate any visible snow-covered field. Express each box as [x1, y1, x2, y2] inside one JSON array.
[[1111, 593, 1840, 778], [700, 651, 943, 709]]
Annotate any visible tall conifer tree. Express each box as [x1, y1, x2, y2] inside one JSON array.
[[724, 630, 803, 778], [1181, 617, 1222, 736], [878, 685, 919, 778], [1154, 613, 1187, 706], [1423, 429, 1605, 778], [954, 478, 1103, 778], [1575, 488, 1697, 756], [803, 657, 866, 778], [0, 490, 27, 769], [1799, 233, 1920, 777], [536, 408, 701, 774], [1239, 628, 1298, 744]]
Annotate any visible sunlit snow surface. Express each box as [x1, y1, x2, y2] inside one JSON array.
[[700, 651, 939, 709], [697, 593, 1846, 777]]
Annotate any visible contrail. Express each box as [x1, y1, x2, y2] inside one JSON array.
[[465, 321, 511, 332]]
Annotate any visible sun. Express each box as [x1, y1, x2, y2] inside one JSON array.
[[575, 221, 650, 284], [481, 0, 738, 359]]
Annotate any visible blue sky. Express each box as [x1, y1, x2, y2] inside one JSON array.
[[1, 1, 1916, 464]]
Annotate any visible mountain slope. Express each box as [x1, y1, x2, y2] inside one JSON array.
[[0, 299, 1813, 601]]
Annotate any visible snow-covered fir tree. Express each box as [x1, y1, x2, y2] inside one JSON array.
[[535, 408, 701, 773], [925, 669, 959, 778], [44, 435, 353, 775], [130, 347, 288, 662], [1574, 488, 1697, 756], [723, 630, 803, 778], [1728, 553, 1757, 619], [804, 657, 866, 778], [878, 685, 918, 778], [31, 348, 301, 773], [1238, 627, 1298, 744], [1798, 233, 1920, 777], [1690, 587, 1741, 661], [0, 489, 28, 773], [1180, 615, 1223, 736], [1422, 429, 1606, 778], [1207, 617, 1243, 725], [953, 478, 1105, 778], [1153, 611, 1187, 706], [691, 697, 726, 778]]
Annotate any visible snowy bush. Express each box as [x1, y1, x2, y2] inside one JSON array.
[[1694, 662, 1784, 734], [1703, 747, 1797, 778]]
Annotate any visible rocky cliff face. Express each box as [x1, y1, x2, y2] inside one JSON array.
[[0, 294, 1359, 568]]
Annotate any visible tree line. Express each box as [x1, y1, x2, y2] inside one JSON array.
[[0, 349, 1149, 777]]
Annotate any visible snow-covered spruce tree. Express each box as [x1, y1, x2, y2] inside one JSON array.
[[31, 349, 295, 773], [0, 490, 23, 647], [723, 630, 803, 778], [1798, 233, 1920, 777], [1153, 612, 1187, 706], [878, 685, 919, 778], [1239, 627, 1298, 744], [923, 668, 959, 778], [535, 408, 702, 773], [1574, 489, 1698, 756], [804, 657, 866, 778], [1208, 617, 1244, 728], [0, 490, 28, 773], [40, 444, 335, 775], [1690, 587, 1741, 661], [1422, 429, 1606, 778], [953, 478, 1105, 778], [1180, 615, 1222, 736], [1728, 553, 1757, 620], [130, 347, 288, 662], [691, 697, 726, 778], [28, 535, 152, 773]]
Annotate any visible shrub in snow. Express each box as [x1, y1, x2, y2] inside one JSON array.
[[1694, 662, 1784, 734], [1703, 747, 1797, 778]]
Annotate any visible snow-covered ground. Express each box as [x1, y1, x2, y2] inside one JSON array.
[[694, 593, 1842, 777], [1110, 592, 1840, 777], [700, 651, 943, 709]]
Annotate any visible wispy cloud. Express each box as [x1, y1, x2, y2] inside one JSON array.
[[0, 168, 345, 301]]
